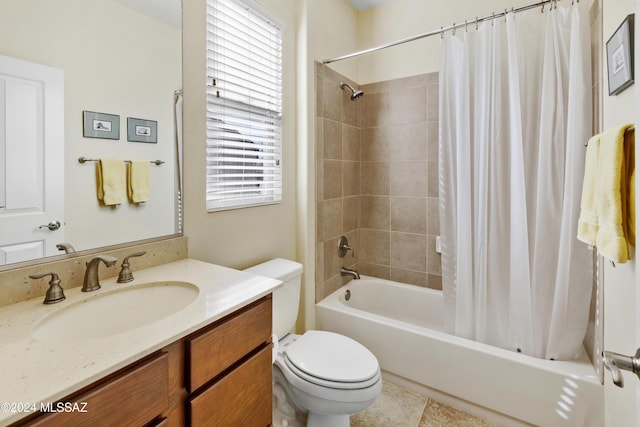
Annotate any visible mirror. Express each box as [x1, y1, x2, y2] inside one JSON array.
[[0, 0, 182, 267]]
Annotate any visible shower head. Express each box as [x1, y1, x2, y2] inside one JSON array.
[[340, 81, 364, 101]]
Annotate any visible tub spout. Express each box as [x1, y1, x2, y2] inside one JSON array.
[[340, 267, 360, 280]]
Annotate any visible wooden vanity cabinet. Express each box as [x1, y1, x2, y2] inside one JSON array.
[[17, 295, 272, 427], [186, 296, 272, 426], [24, 352, 169, 427]]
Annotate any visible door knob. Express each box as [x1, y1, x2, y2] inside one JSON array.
[[602, 348, 640, 388], [38, 221, 61, 231]]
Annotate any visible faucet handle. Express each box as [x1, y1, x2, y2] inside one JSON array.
[[29, 272, 65, 304], [602, 349, 640, 388], [337, 236, 355, 258], [117, 251, 146, 283]]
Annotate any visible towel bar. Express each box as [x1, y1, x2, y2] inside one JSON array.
[[584, 125, 635, 147], [78, 157, 164, 165]]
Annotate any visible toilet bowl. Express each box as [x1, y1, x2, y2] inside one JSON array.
[[245, 259, 382, 427]]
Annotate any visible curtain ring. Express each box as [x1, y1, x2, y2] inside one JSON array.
[[440, 26, 444, 39], [504, 9, 507, 22], [452, 23, 456, 36], [492, 12, 495, 26], [465, 20, 468, 32], [541, 2, 545, 13], [475, 16, 479, 30]]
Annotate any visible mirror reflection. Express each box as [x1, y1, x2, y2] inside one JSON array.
[[0, 0, 182, 266]]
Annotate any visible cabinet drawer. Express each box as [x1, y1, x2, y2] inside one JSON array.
[[26, 352, 168, 427], [188, 345, 272, 427], [187, 296, 271, 392]]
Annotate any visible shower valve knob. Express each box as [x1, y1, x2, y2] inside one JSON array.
[[337, 236, 355, 258]]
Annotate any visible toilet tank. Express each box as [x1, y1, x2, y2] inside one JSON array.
[[244, 258, 303, 338]]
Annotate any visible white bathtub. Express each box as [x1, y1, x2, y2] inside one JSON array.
[[316, 276, 603, 427]]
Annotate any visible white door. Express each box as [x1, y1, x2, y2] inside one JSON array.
[[0, 55, 64, 265]]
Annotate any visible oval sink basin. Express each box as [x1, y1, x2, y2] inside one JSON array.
[[33, 281, 199, 343]]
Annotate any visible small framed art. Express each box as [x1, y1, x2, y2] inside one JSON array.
[[606, 14, 635, 96], [83, 111, 120, 140], [127, 117, 157, 143]]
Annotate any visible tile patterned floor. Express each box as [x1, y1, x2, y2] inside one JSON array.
[[351, 381, 498, 427]]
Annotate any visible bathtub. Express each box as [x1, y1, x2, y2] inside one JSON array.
[[316, 276, 603, 427]]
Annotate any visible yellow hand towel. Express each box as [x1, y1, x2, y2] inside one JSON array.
[[625, 129, 635, 246], [577, 134, 600, 245], [594, 124, 634, 263], [128, 160, 151, 203], [96, 158, 126, 206]]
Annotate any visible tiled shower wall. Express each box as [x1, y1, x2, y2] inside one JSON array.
[[315, 62, 441, 302]]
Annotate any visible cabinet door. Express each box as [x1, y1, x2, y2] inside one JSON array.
[[26, 353, 168, 427], [189, 346, 272, 427], [187, 297, 271, 392]]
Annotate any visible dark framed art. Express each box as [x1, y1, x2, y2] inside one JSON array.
[[606, 14, 635, 96], [83, 111, 120, 140], [127, 117, 157, 143]]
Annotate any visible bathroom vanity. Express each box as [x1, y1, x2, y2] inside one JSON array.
[[0, 259, 280, 426]]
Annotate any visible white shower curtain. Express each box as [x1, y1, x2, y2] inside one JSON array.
[[439, 3, 593, 360]]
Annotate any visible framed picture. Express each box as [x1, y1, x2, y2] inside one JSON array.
[[127, 117, 157, 143], [606, 14, 635, 96], [83, 111, 120, 140]]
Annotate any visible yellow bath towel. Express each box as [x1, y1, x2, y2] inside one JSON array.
[[96, 158, 126, 206], [625, 130, 635, 247], [127, 160, 151, 203], [577, 134, 600, 245], [594, 124, 635, 263]]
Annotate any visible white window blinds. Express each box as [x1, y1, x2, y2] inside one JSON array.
[[206, 0, 283, 211]]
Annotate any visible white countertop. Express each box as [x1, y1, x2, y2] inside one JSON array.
[[0, 259, 281, 426]]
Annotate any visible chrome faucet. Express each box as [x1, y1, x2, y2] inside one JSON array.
[[340, 267, 360, 280], [56, 243, 76, 253], [82, 255, 117, 292]]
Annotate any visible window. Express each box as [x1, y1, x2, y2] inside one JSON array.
[[206, 0, 283, 211]]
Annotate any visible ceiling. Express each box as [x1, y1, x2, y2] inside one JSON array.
[[348, 0, 392, 11]]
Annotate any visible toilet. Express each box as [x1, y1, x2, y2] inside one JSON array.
[[245, 258, 382, 427]]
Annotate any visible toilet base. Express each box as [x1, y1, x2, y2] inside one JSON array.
[[307, 412, 350, 427]]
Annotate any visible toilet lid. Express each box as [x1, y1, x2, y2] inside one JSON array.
[[283, 331, 379, 384]]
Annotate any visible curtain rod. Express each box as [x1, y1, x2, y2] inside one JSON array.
[[322, 0, 565, 64]]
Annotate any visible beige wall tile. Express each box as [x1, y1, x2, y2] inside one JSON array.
[[427, 197, 440, 236], [322, 198, 342, 241], [315, 66, 441, 301], [361, 161, 390, 195], [390, 232, 427, 272], [323, 160, 342, 199], [360, 196, 390, 230], [343, 196, 359, 233], [323, 119, 342, 160], [390, 268, 427, 287], [343, 161, 360, 197], [322, 75, 343, 122], [343, 124, 361, 161], [390, 161, 427, 197], [361, 127, 390, 161], [388, 123, 428, 161], [391, 197, 427, 234], [360, 228, 390, 265], [360, 263, 390, 279], [427, 274, 443, 291], [427, 160, 438, 197], [427, 121, 439, 162]]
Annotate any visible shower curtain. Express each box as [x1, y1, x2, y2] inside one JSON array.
[[439, 3, 593, 360]]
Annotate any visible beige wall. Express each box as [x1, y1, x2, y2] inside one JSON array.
[[601, 0, 637, 424], [355, 0, 580, 83], [183, 0, 298, 270], [0, 0, 180, 251]]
